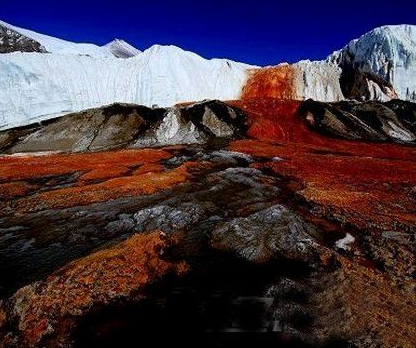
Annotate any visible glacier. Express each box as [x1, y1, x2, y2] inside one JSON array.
[[328, 25, 416, 101], [1, 20, 416, 130], [0, 19, 125, 58], [104, 39, 142, 58], [0, 46, 252, 129], [0, 19, 348, 130], [293, 60, 344, 102]]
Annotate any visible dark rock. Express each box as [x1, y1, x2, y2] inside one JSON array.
[[212, 205, 318, 263], [0, 24, 46, 53], [329, 49, 398, 102], [300, 99, 416, 143], [339, 66, 398, 101], [133, 202, 208, 233], [0, 101, 248, 154]]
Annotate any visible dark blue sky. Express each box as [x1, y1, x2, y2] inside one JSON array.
[[1, 0, 414, 65]]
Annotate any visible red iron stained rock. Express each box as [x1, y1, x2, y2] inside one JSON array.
[[242, 65, 296, 100], [4, 232, 188, 347]]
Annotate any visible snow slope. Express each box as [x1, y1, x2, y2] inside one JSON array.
[[0, 45, 253, 129], [104, 39, 141, 58], [328, 25, 416, 101], [0, 20, 139, 58]]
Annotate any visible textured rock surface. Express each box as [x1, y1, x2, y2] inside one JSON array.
[[1, 97, 416, 347], [0, 101, 247, 153], [3, 97, 415, 155], [212, 204, 318, 262], [300, 99, 416, 143], [0, 232, 188, 348], [0, 24, 46, 53], [337, 66, 398, 101], [0, 136, 415, 347]]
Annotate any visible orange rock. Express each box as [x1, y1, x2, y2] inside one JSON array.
[[133, 163, 164, 175], [230, 139, 416, 232], [9, 231, 189, 347], [0, 305, 5, 329], [13, 163, 190, 213], [315, 255, 416, 348], [77, 165, 130, 184], [0, 181, 39, 200], [0, 149, 172, 182]]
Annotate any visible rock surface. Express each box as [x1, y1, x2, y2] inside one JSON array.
[[0, 232, 188, 348], [0, 100, 247, 153], [0, 24, 46, 53], [212, 204, 318, 262], [337, 66, 398, 101], [300, 99, 416, 143], [0, 107, 416, 347], [3, 98, 416, 155]]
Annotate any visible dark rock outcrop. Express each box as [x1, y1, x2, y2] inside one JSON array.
[[0, 101, 247, 154], [329, 49, 398, 102], [212, 204, 318, 263], [339, 65, 398, 101], [299, 99, 416, 143], [4, 97, 416, 155], [0, 24, 46, 53]]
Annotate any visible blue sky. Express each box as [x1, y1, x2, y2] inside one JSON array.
[[1, 0, 414, 65]]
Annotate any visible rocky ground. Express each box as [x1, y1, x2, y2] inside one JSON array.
[[0, 98, 415, 348]]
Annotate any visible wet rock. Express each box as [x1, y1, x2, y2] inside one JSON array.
[[1, 137, 416, 348], [204, 150, 253, 166], [104, 214, 135, 237], [8, 162, 189, 214], [133, 202, 206, 233], [0, 147, 282, 298], [0, 232, 189, 348], [212, 205, 318, 263]]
